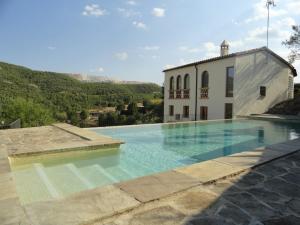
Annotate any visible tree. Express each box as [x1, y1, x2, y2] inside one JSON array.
[[117, 114, 126, 124], [106, 112, 118, 126], [283, 25, 300, 63], [2, 98, 54, 127], [80, 110, 88, 121], [126, 115, 136, 125], [116, 103, 125, 113], [79, 110, 88, 128], [98, 113, 107, 127], [127, 102, 138, 115], [68, 112, 79, 126], [142, 99, 152, 111]]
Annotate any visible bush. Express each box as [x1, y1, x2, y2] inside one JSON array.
[[2, 98, 54, 127]]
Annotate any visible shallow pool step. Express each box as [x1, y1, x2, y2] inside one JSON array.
[[78, 164, 117, 186], [104, 165, 137, 182], [79, 163, 135, 184], [119, 157, 157, 176], [64, 164, 95, 189], [43, 163, 93, 196], [12, 165, 56, 204], [33, 163, 60, 198]]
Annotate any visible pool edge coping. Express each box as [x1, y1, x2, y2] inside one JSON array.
[[7, 137, 300, 225]]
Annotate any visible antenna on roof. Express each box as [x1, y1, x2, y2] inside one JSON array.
[[266, 0, 276, 49]]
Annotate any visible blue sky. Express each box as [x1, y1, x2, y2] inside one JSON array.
[[0, 0, 299, 84]]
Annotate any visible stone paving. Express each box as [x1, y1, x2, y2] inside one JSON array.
[[0, 123, 123, 157], [95, 151, 300, 225]]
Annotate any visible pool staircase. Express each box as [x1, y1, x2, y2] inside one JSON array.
[[12, 160, 155, 205]]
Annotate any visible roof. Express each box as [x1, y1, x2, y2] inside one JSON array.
[[163, 47, 297, 77], [221, 40, 229, 46]]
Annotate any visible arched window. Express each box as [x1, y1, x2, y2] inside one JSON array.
[[201, 71, 209, 88], [170, 76, 174, 90], [176, 75, 182, 90], [184, 74, 190, 89]]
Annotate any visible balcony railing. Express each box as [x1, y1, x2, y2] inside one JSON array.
[[169, 89, 190, 99], [183, 89, 190, 99], [169, 90, 175, 99], [176, 90, 182, 99], [200, 87, 209, 99]]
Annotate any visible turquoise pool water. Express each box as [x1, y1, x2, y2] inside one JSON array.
[[11, 119, 300, 204]]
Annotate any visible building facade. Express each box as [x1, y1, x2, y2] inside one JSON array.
[[163, 41, 297, 122]]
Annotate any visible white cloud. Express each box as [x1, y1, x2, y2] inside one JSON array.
[[178, 46, 201, 53], [126, 1, 136, 6], [164, 64, 175, 70], [245, 0, 287, 23], [82, 4, 107, 17], [90, 67, 104, 73], [244, 0, 300, 24], [133, 21, 147, 29], [152, 8, 165, 17], [97, 67, 104, 72], [178, 42, 220, 56], [47, 46, 56, 50], [115, 52, 128, 61], [286, 1, 300, 15], [143, 46, 160, 51], [179, 58, 194, 65], [172, 0, 300, 73], [202, 42, 219, 58], [246, 17, 296, 42], [229, 40, 244, 48], [117, 8, 141, 17]]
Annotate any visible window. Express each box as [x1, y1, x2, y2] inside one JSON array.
[[201, 71, 209, 99], [169, 105, 174, 116], [169, 77, 175, 99], [184, 74, 190, 89], [175, 114, 181, 120], [201, 71, 209, 88], [200, 106, 208, 120], [225, 103, 233, 119], [183, 74, 190, 98], [183, 106, 189, 118], [169, 77, 174, 90], [176, 75, 182, 90], [226, 67, 234, 97], [260, 86, 266, 97]]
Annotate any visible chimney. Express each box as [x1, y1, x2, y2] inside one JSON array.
[[220, 40, 229, 56]]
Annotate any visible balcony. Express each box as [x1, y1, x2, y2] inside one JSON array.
[[176, 90, 182, 99], [169, 90, 175, 99], [169, 89, 189, 99], [183, 89, 190, 99], [200, 87, 209, 99]]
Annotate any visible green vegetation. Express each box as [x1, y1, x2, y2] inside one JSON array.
[[272, 25, 300, 115], [1, 98, 54, 127], [267, 84, 300, 115], [283, 25, 300, 63], [0, 61, 162, 127], [98, 100, 163, 127]]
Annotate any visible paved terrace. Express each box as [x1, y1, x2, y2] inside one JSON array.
[[0, 123, 123, 157], [0, 124, 300, 225]]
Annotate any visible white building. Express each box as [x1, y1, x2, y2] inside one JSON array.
[[163, 41, 297, 122]]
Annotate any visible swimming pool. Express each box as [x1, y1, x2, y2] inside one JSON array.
[[10, 119, 300, 204]]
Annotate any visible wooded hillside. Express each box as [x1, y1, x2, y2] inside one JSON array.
[[0, 61, 162, 127]]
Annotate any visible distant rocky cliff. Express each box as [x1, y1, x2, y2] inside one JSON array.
[[67, 73, 149, 84]]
